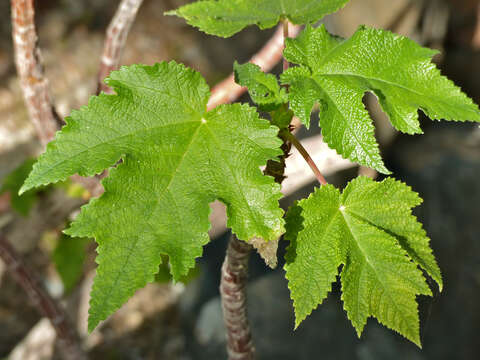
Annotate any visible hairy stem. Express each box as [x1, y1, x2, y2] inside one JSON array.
[[220, 235, 255, 360], [0, 235, 85, 360], [208, 23, 301, 110], [97, 0, 144, 94], [11, 0, 60, 145], [281, 129, 328, 186]]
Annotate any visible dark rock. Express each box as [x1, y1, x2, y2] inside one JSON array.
[[187, 271, 424, 360]]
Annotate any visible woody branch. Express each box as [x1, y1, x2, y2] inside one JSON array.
[[97, 0, 144, 94], [11, 0, 59, 146], [0, 235, 85, 360]]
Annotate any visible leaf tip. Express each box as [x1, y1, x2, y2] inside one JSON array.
[[352, 323, 364, 340], [409, 331, 423, 348], [293, 314, 304, 331], [87, 316, 100, 334], [164, 9, 178, 17], [18, 184, 30, 196], [376, 164, 392, 175]]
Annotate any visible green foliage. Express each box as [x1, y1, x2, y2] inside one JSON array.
[[154, 254, 200, 284], [21, 61, 285, 331], [53, 234, 90, 293], [284, 176, 442, 346], [282, 24, 480, 173], [234, 62, 287, 111], [1, 158, 41, 216], [22, 1, 474, 345], [166, 0, 350, 37]]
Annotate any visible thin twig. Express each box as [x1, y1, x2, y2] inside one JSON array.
[[11, 0, 60, 146], [386, 0, 417, 31], [282, 19, 290, 72], [207, 23, 301, 111], [97, 0, 144, 94], [281, 129, 328, 186], [220, 234, 255, 360], [0, 235, 85, 360]]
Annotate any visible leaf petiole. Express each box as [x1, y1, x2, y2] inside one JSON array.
[[280, 128, 327, 186]]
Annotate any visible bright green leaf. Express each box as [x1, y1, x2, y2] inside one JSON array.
[[282, 25, 480, 174], [166, 0, 350, 37], [234, 61, 287, 111], [284, 177, 442, 346], [21, 61, 285, 332]]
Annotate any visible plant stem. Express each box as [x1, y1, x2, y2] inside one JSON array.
[[11, 0, 60, 145], [0, 235, 85, 360], [10, 1, 103, 197], [281, 129, 328, 186], [220, 234, 255, 360], [97, 0, 144, 94], [283, 19, 290, 71]]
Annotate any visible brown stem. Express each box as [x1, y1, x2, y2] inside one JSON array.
[[281, 129, 328, 186], [11, 0, 60, 146], [10, 1, 102, 197], [220, 235, 255, 360], [282, 19, 290, 72], [208, 23, 301, 110], [97, 0, 144, 94], [0, 235, 85, 360]]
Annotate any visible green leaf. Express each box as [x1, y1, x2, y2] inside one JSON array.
[[1, 158, 42, 216], [53, 234, 90, 293], [166, 0, 350, 37], [234, 62, 288, 111], [284, 177, 442, 346], [21, 61, 285, 331], [282, 25, 480, 174]]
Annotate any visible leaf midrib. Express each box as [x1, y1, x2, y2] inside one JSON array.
[[204, 123, 267, 239], [340, 211, 417, 335], [91, 121, 204, 321], [314, 72, 475, 113], [30, 120, 201, 185], [312, 79, 380, 167]]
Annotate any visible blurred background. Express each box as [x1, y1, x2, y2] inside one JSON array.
[[0, 0, 479, 359]]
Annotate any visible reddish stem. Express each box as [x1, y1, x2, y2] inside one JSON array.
[[0, 235, 85, 360], [11, 0, 60, 146], [283, 19, 290, 72], [220, 235, 255, 360], [97, 0, 144, 94], [281, 129, 328, 186]]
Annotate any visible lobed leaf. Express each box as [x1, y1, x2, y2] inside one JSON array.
[[282, 25, 480, 173], [284, 177, 442, 346], [21, 61, 285, 331], [166, 0, 351, 37]]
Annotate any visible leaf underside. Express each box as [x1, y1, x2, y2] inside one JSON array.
[[282, 25, 480, 174], [166, 0, 350, 37], [21, 61, 285, 331], [284, 176, 442, 346]]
